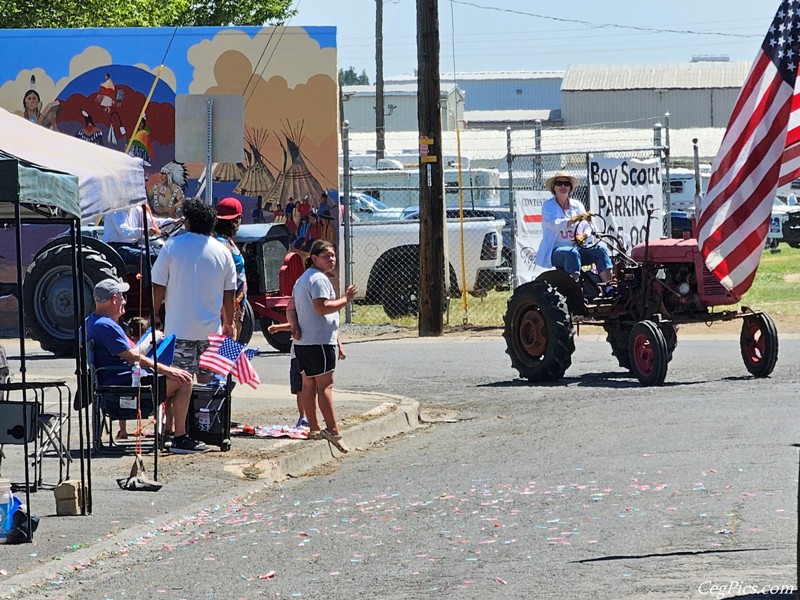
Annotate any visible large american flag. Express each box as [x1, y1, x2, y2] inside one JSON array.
[[199, 334, 244, 376], [697, 0, 800, 297]]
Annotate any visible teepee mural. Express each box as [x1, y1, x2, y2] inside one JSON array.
[[213, 161, 244, 182], [234, 127, 275, 198], [263, 122, 325, 210]]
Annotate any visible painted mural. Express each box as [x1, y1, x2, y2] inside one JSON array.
[[0, 25, 339, 219], [0, 26, 338, 329]]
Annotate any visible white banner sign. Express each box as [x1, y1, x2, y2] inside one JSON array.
[[513, 190, 551, 287], [588, 157, 663, 251]]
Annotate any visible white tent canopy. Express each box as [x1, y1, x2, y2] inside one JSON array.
[[0, 107, 146, 222]]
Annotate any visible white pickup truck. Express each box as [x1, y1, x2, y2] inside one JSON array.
[[348, 217, 507, 317]]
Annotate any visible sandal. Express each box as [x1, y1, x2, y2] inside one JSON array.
[[321, 429, 349, 453], [307, 430, 323, 440]]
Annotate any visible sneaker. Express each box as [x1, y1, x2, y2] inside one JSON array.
[[169, 435, 210, 454], [321, 429, 349, 453], [295, 417, 309, 428]]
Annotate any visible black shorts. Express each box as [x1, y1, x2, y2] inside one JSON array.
[[294, 344, 336, 377], [289, 357, 302, 394]]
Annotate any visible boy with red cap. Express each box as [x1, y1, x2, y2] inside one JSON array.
[[214, 197, 247, 338]]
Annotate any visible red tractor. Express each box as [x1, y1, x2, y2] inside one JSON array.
[[503, 214, 779, 385]]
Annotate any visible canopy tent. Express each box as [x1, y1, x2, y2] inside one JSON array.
[[0, 154, 92, 538], [0, 153, 80, 219], [0, 107, 146, 222], [0, 106, 151, 531]]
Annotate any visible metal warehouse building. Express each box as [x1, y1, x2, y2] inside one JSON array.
[[561, 61, 750, 128], [341, 83, 464, 133], [386, 71, 564, 112]]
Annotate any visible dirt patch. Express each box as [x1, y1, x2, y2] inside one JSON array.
[[784, 273, 800, 283]]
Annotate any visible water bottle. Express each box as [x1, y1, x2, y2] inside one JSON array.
[[131, 362, 142, 387]]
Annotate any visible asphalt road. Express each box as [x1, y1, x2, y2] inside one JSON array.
[[8, 332, 800, 600]]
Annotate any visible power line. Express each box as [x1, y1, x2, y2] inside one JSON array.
[[448, 0, 761, 38]]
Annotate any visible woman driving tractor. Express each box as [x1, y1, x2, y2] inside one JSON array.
[[535, 170, 613, 290]]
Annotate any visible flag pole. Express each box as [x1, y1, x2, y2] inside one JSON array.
[[125, 65, 165, 155]]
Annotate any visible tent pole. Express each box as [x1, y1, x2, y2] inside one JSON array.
[[13, 189, 33, 541], [73, 224, 92, 514], [142, 204, 159, 479]]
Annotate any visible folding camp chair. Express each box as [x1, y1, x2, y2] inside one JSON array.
[[87, 340, 168, 455]]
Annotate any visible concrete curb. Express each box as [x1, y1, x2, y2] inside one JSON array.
[[257, 397, 420, 480], [0, 395, 421, 598]]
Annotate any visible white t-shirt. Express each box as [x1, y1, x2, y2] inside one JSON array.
[[292, 268, 338, 346], [535, 197, 586, 269], [151, 232, 237, 340], [102, 206, 173, 245]]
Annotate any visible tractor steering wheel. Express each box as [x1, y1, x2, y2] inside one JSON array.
[[572, 212, 606, 250]]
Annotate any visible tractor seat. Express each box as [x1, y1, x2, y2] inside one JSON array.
[[278, 252, 305, 297]]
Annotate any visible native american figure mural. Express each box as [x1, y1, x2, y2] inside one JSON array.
[[0, 25, 338, 224]]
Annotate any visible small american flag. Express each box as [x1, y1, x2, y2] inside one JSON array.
[[232, 348, 261, 388], [698, 0, 800, 297], [198, 334, 244, 376]]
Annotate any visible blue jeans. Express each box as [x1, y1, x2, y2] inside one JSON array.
[[551, 245, 612, 275]]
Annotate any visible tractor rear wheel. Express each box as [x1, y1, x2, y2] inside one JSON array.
[[237, 299, 254, 346], [628, 320, 669, 386], [23, 244, 118, 357], [740, 312, 778, 377], [503, 282, 574, 382], [261, 318, 292, 353]]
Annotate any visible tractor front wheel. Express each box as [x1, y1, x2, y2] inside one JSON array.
[[740, 313, 779, 377], [628, 320, 669, 386], [503, 282, 575, 382]]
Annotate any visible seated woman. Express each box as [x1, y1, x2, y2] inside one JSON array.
[[535, 171, 613, 287]]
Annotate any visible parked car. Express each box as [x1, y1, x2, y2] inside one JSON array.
[[401, 205, 512, 289], [349, 193, 403, 221], [771, 196, 800, 247], [351, 192, 387, 213]]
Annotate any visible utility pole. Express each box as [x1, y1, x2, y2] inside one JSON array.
[[375, 0, 385, 162], [417, 0, 445, 336]]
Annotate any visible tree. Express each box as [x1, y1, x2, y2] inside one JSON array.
[[338, 67, 370, 86], [0, 0, 295, 29]]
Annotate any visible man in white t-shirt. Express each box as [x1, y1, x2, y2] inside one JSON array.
[[103, 204, 177, 282], [151, 198, 237, 454]]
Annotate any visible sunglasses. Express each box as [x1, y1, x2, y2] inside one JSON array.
[[554, 180, 572, 187]]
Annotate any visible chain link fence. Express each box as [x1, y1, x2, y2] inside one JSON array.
[[340, 122, 670, 330]]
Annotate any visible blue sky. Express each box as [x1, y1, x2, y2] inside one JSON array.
[[291, 0, 775, 77]]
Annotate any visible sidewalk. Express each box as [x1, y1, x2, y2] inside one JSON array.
[[0, 338, 420, 596]]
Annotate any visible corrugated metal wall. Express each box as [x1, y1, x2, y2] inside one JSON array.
[[562, 88, 740, 128]]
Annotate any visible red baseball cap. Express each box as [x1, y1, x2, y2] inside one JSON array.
[[216, 197, 242, 220]]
